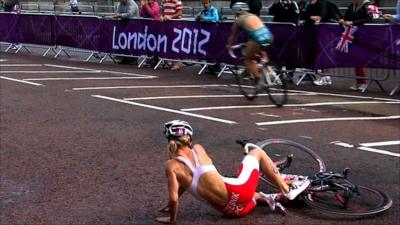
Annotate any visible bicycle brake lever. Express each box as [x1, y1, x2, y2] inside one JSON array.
[[228, 44, 244, 59], [236, 139, 258, 155], [235, 139, 249, 147], [228, 49, 237, 59], [343, 167, 350, 178], [276, 154, 293, 171]]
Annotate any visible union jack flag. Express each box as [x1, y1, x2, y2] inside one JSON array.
[[336, 25, 358, 53]]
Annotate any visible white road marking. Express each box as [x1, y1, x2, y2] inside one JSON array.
[[44, 64, 98, 71], [73, 84, 229, 91], [45, 64, 157, 78], [359, 141, 400, 147], [123, 93, 312, 101], [102, 70, 157, 78], [357, 146, 400, 157], [299, 135, 313, 139], [0, 64, 43, 67], [124, 94, 269, 100], [25, 77, 154, 81], [330, 141, 354, 148], [251, 112, 280, 118], [0, 59, 8, 62], [357, 141, 400, 157], [0, 70, 102, 74], [287, 89, 400, 102], [330, 140, 399, 157], [92, 95, 237, 125], [256, 115, 400, 126], [296, 107, 320, 113], [0, 76, 44, 86], [181, 101, 400, 112]]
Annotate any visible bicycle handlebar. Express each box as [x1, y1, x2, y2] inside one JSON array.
[[315, 169, 350, 180], [235, 139, 249, 147], [228, 43, 246, 59], [235, 139, 292, 170], [235, 139, 258, 154]]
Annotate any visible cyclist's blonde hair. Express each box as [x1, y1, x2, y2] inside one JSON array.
[[168, 134, 192, 155]]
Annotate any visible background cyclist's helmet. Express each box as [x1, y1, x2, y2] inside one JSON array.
[[231, 2, 249, 14], [163, 120, 193, 138]]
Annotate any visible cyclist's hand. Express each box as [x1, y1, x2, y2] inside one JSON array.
[[382, 14, 393, 20], [226, 44, 232, 50]]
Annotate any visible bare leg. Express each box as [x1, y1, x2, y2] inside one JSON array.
[[247, 148, 289, 193], [244, 41, 261, 81]]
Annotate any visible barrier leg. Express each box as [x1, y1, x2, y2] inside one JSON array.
[[99, 54, 108, 63], [360, 80, 385, 93], [138, 56, 148, 68], [14, 45, 22, 53], [54, 49, 62, 58], [154, 58, 164, 70], [63, 49, 71, 58], [198, 63, 209, 75], [93, 52, 102, 59], [295, 73, 308, 86], [5, 43, 19, 52], [374, 80, 386, 93], [295, 70, 316, 86], [217, 65, 228, 78], [390, 77, 399, 96], [360, 81, 371, 93], [85, 52, 95, 61], [43, 46, 57, 56], [109, 54, 117, 63], [4, 43, 12, 52], [55, 48, 71, 58], [15, 45, 31, 54], [99, 54, 116, 64]]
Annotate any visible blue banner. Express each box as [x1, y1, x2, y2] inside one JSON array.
[[0, 13, 398, 69]]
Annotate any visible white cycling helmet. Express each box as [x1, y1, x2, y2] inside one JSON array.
[[163, 120, 193, 138], [231, 2, 249, 14]]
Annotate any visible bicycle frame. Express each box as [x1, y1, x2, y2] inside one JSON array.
[[306, 171, 360, 208], [236, 139, 392, 218], [228, 44, 288, 106]]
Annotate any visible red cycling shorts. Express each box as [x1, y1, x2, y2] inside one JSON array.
[[218, 155, 260, 217]]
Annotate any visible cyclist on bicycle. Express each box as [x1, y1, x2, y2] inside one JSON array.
[[156, 120, 310, 224], [226, 2, 274, 90]]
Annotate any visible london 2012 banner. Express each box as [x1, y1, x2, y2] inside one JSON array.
[[0, 13, 398, 69]]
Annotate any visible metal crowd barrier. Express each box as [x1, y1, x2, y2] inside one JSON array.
[[1, 12, 398, 95]]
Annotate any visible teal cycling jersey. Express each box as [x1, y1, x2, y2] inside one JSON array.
[[247, 27, 273, 45], [239, 15, 273, 45]]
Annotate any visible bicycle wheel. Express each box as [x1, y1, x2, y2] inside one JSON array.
[[304, 185, 393, 218], [231, 67, 258, 100], [265, 69, 288, 107], [256, 139, 326, 189]]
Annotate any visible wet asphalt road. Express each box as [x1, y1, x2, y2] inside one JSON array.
[[0, 52, 399, 225]]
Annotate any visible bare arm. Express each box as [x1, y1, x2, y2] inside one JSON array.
[[226, 20, 240, 48], [173, 9, 182, 19], [156, 164, 181, 224], [159, 186, 185, 212], [161, 8, 182, 21]]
